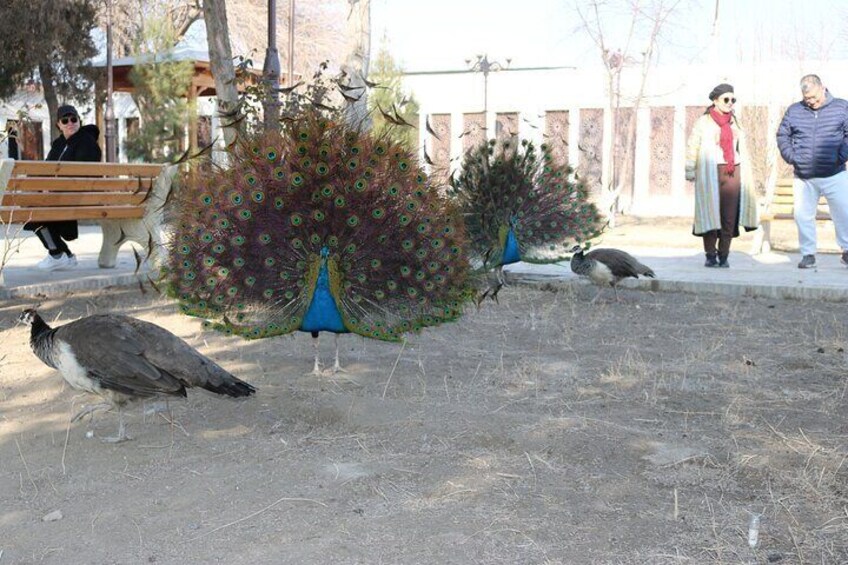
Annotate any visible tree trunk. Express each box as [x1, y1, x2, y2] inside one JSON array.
[[38, 61, 59, 135], [341, 0, 371, 128], [203, 0, 240, 147]]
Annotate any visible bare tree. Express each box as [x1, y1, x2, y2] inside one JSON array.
[[575, 0, 684, 227], [202, 0, 240, 146], [339, 0, 371, 127]]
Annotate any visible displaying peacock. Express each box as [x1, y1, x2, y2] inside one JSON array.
[[449, 138, 605, 294], [163, 110, 473, 374]]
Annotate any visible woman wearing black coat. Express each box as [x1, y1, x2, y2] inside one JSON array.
[[28, 104, 102, 271]]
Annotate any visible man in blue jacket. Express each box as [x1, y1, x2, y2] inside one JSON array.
[[777, 74, 848, 269]]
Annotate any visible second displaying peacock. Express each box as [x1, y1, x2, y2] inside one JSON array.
[[449, 138, 605, 292], [164, 111, 473, 374]]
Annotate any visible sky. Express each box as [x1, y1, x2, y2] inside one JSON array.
[[371, 0, 848, 73]]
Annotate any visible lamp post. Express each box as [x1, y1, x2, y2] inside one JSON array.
[[262, 0, 281, 130], [465, 54, 510, 117], [104, 0, 116, 162], [287, 0, 295, 87]]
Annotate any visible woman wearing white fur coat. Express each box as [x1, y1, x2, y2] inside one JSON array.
[[685, 83, 759, 268]]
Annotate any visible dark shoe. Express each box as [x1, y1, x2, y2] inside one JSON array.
[[704, 253, 718, 268], [718, 255, 730, 268], [842, 251, 848, 266], [798, 254, 816, 269]]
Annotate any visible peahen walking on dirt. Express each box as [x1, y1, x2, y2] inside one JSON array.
[[164, 110, 473, 374], [18, 309, 255, 442], [449, 138, 604, 298], [569, 246, 655, 304]]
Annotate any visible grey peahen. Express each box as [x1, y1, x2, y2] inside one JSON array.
[[449, 138, 604, 297], [19, 309, 256, 442], [569, 246, 656, 303], [164, 108, 473, 375]]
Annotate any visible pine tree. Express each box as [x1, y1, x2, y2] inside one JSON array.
[[123, 12, 193, 162]]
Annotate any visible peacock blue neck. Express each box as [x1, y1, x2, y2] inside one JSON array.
[[300, 247, 348, 334], [501, 226, 520, 265]]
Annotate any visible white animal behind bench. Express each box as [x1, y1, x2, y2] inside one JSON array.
[[0, 159, 177, 286]]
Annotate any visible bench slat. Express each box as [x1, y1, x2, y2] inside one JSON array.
[[3, 192, 147, 207], [11, 161, 163, 177], [0, 206, 145, 223], [7, 177, 153, 192]]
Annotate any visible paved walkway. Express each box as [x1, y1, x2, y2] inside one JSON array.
[[1, 225, 847, 301]]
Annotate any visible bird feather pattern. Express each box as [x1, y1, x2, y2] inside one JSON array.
[[450, 138, 605, 272], [165, 111, 473, 342]]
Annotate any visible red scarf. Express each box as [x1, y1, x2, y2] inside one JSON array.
[[709, 108, 735, 174]]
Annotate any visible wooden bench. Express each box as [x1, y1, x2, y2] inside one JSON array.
[[753, 177, 832, 254], [0, 159, 176, 285]]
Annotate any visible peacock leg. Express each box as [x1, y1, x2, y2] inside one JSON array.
[[612, 284, 620, 302], [496, 265, 508, 287], [71, 402, 113, 423], [332, 333, 347, 373], [589, 286, 604, 305], [101, 407, 132, 443], [310, 333, 323, 375]]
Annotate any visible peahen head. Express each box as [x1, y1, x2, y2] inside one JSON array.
[[18, 308, 40, 327]]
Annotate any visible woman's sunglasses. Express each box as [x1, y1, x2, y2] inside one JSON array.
[[59, 115, 79, 125], [721, 96, 737, 104]]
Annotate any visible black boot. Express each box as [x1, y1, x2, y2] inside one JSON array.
[[704, 253, 718, 267], [717, 254, 730, 268]]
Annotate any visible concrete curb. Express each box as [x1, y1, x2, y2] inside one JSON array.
[[510, 272, 848, 302]]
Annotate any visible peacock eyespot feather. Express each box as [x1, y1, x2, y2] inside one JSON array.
[[327, 235, 339, 247], [350, 144, 362, 155], [233, 257, 245, 267], [232, 235, 246, 246], [428, 260, 440, 271], [416, 223, 427, 234], [239, 209, 252, 220], [406, 201, 419, 212], [284, 290, 294, 299], [252, 191, 264, 203], [346, 159, 359, 172], [264, 257, 276, 267], [265, 148, 277, 161], [356, 273, 367, 283], [259, 233, 272, 244], [372, 208, 385, 219], [415, 270, 426, 281], [398, 159, 409, 171], [399, 214, 411, 226], [347, 215, 360, 227], [212, 244, 226, 254], [201, 233, 214, 243], [345, 243, 357, 254], [318, 144, 330, 158], [406, 287, 418, 297], [401, 239, 414, 251], [213, 295, 225, 304], [363, 167, 374, 179], [184, 271, 197, 281], [309, 233, 321, 245], [312, 210, 325, 222], [218, 218, 230, 229], [415, 248, 428, 259], [316, 162, 329, 175], [229, 192, 244, 205], [251, 146, 261, 155], [386, 280, 398, 290], [416, 174, 426, 185], [245, 174, 257, 186], [298, 130, 309, 141], [387, 184, 400, 196], [374, 290, 385, 300], [200, 194, 213, 206], [291, 238, 303, 249], [354, 179, 367, 191], [203, 257, 216, 267], [290, 213, 303, 226], [400, 266, 412, 277], [245, 276, 256, 286], [205, 277, 217, 287], [291, 173, 304, 187], [182, 259, 192, 268], [300, 157, 312, 169], [262, 289, 275, 300], [273, 167, 285, 180], [431, 238, 444, 249], [374, 143, 386, 155], [334, 196, 346, 207], [295, 260, 306, 270], [377, 234, 388, 244]]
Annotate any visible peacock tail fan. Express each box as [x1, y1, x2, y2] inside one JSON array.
[[449, 137, 605, 269], [164, 111, 475, 342]]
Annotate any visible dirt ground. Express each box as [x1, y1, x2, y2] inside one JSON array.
[[1, 274, 847, 564]]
